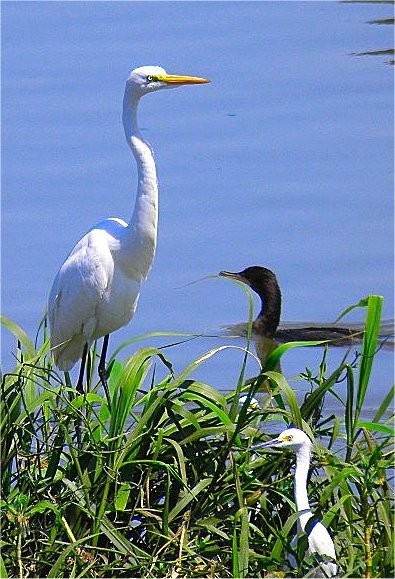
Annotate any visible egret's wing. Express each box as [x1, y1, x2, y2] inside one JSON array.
[[307, 521, 337, 576], [48, 229, 115, 370]]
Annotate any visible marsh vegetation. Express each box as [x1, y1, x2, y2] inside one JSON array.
[[1, 294, 393, 578]]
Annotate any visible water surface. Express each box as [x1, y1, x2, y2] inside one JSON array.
[[2, 2, 393, 407]]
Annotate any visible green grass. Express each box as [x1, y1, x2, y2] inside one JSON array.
[[1, 294, 394, 578]]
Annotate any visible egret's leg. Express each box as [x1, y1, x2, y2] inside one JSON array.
[[98, 335, 111, 409], [76, 343, 89, 394], [75, 343, 88, 447]]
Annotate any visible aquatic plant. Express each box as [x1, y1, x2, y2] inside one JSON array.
[[0, 294, 393, 578]]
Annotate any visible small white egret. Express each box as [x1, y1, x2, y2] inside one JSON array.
[[256, 427, 337, 577], [48, 66, 210, 400]]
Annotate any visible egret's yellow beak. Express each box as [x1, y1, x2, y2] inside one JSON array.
[[158, 74, 210, 85]]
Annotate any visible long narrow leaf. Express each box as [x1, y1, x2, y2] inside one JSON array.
[[1, 315, 36, 358], [264, 340, 328, 371], [355, 295, 383, 429], [168, 478, 212, 522], [373, 385, 394, 424], [264, 371, 302, 428]]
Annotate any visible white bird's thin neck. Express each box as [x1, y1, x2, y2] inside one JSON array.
[[121, 92, 158, 280], [294, 445, 312, 529]]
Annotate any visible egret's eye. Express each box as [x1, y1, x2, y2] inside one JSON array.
[[146, 75, 158, 83], [283, 435, 293, 442]]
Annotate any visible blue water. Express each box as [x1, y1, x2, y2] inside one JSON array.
[[2, 2, 393, 407]]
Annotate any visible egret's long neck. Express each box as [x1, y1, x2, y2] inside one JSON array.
[[121, 92, 158, 280], [294, 445, 312, 531]]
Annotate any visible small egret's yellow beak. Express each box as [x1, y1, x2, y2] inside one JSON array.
[[158, 73, 210, 85]]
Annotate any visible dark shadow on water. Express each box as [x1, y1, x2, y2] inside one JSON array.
[[342, 0, 394, 64]]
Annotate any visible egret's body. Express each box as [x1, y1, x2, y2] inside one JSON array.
[[49, 217, 143, 370], [257, 427, 337, 577], [49, 66, 209, 377]]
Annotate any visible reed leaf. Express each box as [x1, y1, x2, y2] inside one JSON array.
[[1, 297, 393, 578], [109, 347, 170, 442], [264, 371, 302, 428], [373, 385, 394, 423], [355, 420, 394, 435], [356, 295, 383, 412], [333, 297, 369, 323], [168, 478, 212, 522], [0, 554, 8, 579], [1, 315, 36, 359], [263, 340, 328, 371]]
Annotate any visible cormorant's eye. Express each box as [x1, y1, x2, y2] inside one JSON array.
[[146, 75, 158, 82]]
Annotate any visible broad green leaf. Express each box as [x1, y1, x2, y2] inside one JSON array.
[[356, 420, 394, 436]]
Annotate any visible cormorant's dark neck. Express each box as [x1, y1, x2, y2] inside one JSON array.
[[252, 277, 282, 338]]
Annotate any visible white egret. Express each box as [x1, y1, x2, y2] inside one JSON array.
[[48, 66, 210, 400], [256, 427, 337, 577]]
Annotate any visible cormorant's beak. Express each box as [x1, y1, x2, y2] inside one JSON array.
[[159, 74, 210, 85], [219, 270, 247, 285]]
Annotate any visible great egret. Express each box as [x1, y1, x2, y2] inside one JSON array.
[[255, 427, 337, 577], [219, 266, 394, 345], [48, 66, 210, 399]]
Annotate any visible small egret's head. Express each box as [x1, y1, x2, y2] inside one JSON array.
[[126, 65, 210, 98], [254, 427, 312, 452]]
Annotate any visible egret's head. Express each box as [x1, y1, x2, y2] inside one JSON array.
[[125, 65, 210, 98], [255, 427, 312, 452]]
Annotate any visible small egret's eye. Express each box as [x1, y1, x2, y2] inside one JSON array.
[[283, 435, 293, 442], [146, 75, 158, 83]]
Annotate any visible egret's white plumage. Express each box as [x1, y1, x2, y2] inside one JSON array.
[[48, 66, 209, 372], [257, 427, 337, 577]]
